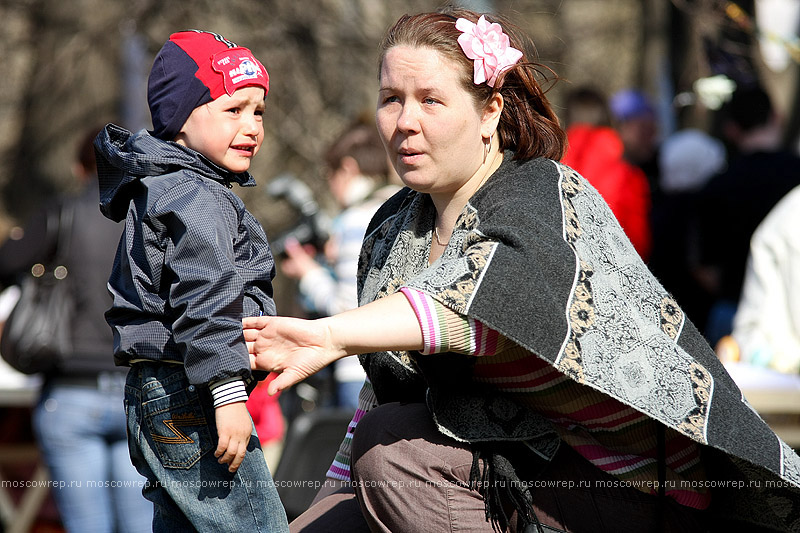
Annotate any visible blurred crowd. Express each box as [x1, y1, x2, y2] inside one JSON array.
[[561, 82, 800, 374]]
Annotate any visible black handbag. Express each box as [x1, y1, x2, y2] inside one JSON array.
[[0, 205, 74, 374]]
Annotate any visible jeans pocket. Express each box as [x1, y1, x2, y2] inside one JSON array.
[[142, 384, 214, 469]]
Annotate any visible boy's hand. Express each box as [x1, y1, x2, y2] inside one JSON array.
[[213, 401, 252, 473]]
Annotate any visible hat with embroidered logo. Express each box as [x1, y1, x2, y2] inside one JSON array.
[[147, 30, 269, 141]]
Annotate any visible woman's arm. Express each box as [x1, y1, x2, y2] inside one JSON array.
[[243, 291, 423, 395], [244, 287, 513, 487]]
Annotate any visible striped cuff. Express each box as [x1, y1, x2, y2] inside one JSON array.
[[209, 378, 248, 407], [399, 287, 502, 356], [400, 287, 442, 354]]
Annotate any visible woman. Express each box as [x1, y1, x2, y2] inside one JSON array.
[[245, 8, 800, 532], [0, 128, 153, 532]]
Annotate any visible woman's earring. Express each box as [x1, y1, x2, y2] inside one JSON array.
[[483, 134, 492, 163]]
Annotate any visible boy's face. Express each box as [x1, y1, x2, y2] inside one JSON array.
[[175, 86, 266, 173]]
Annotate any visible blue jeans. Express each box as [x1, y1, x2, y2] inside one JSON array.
[[705, 299, 738, 348], [33, 376, 153, 533], [125, 363, 288, 533], [337, 380, 363, 410]]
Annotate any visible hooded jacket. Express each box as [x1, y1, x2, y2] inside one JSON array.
[[94, 124, 275, 386]]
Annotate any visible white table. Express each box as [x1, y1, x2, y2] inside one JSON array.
[[725, 362, 800, 446], [0, 366, 47, 533]]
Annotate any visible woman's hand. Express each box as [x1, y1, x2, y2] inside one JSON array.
[[243, 315, 345, 395], [244, 292, 424, 395]]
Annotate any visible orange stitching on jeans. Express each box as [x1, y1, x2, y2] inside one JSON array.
[[151, 416, 206, 444]]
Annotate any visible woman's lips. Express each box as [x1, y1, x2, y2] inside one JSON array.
[[398, 148, 423, 164]]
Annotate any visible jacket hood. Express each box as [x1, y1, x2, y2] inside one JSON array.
[[94, 123, 256, 222]]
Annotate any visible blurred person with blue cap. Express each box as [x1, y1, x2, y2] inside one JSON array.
[[610, 88, 660, 188]]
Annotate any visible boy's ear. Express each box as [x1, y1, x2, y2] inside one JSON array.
[[173, 129, 188, 146]]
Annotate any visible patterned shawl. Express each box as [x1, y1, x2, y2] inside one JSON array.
[[356, 156, 800, 531]]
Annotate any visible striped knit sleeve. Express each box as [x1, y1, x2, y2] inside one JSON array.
[[209, 377, 248, 407], [399, 287, 508, 356], [326, 378, 378, 481]]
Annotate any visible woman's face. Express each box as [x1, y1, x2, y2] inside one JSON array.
[[376, 45, 489, 198]]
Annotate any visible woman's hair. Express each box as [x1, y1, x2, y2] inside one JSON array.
[[378, 6, 566, 161]]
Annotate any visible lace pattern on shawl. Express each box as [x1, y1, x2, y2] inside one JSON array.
[[554, 163, 713, 443]]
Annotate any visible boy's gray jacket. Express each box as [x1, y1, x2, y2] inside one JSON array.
[[94, 123, 275, 385]]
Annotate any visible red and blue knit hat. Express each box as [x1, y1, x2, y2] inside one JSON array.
[[147, 30, 269, 140]]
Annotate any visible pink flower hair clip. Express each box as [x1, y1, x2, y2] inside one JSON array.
[[456, 15, 523, 87]]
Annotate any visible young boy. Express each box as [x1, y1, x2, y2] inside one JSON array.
[[94, 30, 289, 532]]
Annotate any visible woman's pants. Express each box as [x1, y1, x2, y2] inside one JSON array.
[[290, 402, 709, 532]]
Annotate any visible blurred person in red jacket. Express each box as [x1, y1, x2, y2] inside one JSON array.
[[562, 86, 652, 260]]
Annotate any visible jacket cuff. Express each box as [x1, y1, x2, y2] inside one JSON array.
[[209, 377, 248, 407]]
